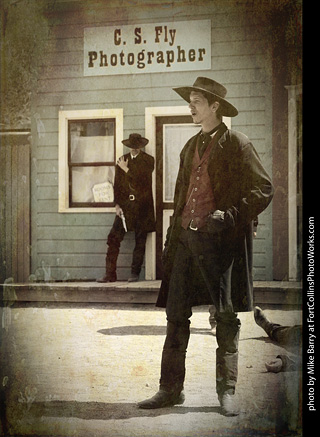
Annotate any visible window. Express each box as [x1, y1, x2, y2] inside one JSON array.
[[68, 119, 115, 206], [59, 109, 123, 212]]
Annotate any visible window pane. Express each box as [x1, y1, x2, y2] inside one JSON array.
[[69, 120, 115, 163], [71, 166, 115, 203]]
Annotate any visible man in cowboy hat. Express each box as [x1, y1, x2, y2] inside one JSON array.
[[138, 77, 273, 415], [97, 133, 155, 283]]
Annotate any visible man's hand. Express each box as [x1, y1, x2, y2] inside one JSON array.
[[161, 246, 169, 266], [206, 210, 226, 233], [206, 209, 234, 233], [115, 204, 123, 216], [117, 156, 129, 173]]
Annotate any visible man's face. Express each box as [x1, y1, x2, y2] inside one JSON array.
[[189, 91, 215, 125], [131, 148, 140, 156]]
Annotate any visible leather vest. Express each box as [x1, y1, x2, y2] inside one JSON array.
[[181, 136, 216, 230]]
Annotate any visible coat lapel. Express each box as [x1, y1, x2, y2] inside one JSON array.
[[208, 124, 228, 157], [207, 124, 228, 172]]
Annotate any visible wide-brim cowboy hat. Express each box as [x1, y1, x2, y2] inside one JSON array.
[[122, 133, 149, 149], [173, 77, 238, 117]]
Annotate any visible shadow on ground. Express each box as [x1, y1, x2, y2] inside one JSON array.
[[30, 401, 220, 420]]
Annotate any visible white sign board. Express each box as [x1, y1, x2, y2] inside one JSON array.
[[92, 181, 114, 203], [84, 20, 211, 76]]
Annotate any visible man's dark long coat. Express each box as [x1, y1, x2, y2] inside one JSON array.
[[156, 123, 274, 312], [113, 151, 156, 233]]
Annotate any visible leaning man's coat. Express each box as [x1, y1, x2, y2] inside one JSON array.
[[156, 123, 274, 312], [113, 151, 156, 233]]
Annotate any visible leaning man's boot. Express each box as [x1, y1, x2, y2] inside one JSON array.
[[138, 321, 190, 409], [97, 238, 120, 283]]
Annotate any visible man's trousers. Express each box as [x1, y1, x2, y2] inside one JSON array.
[[161, 228, 241, 397], [106, 215, 148, 278]]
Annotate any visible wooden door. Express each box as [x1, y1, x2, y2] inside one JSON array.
[[0, 134, 31, 283], [155, 116, 200, 278]]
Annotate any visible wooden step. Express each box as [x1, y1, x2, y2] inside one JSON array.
[[1, 280, 302, 309]]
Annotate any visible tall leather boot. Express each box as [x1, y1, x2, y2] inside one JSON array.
[[105, 250, 118, 280], [216, 313, 241, 416], [216, 349, 239, 394], [97, 235, 121, 282], [97, 218, 125, 283], [138, 321, 190, 409], [96, 251, 118, 282]]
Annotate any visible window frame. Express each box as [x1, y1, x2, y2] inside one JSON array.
[[58, 108, 123, 213]]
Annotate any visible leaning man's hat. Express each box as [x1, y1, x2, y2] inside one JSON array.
[[122, 133, 149, 149], [173, 77, 238, 117]]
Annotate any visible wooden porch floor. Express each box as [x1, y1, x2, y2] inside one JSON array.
[[1, 280, 302, 308]]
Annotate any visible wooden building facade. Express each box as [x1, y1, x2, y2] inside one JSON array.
[[0, 0, 302, 284]]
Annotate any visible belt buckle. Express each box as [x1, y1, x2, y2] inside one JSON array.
[[129, 194, 135, 201], [189, 220, 198, 231]]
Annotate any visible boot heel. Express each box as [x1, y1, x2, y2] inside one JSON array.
[[176, 391, 185, 404]]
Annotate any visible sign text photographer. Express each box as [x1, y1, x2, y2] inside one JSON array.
[[84, 20, 211, 76]]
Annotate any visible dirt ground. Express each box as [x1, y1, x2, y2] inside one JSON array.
[[1, 303, 302, 436]]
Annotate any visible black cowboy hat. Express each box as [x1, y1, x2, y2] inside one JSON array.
[[122, 133, 149, 149], [173, 77, 238, 117]]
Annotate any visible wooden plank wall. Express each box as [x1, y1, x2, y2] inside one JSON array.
[[30, 0, 273, 281], [0, 135, 31, 283]]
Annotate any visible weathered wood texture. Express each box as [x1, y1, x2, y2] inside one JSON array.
[[1, 281, 302, 309], [31, 0, 273, 281], [0, 135, 31, 282]]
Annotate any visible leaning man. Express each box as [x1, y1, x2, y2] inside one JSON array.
[[97, 133, 155, 283], [138, 77, 274, 416]]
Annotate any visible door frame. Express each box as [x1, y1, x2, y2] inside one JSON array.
[[285, 84, 302, 281], [144, 106, 190, 279]]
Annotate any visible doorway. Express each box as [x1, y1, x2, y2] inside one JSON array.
[[144, 106, 194, 280], [0, 132, 31, 283], [155, 116, 199, 278]]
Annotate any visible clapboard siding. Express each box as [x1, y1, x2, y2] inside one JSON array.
[[34, 83, 269, 107], [33, 266, 135, 281], [37, 68, 268, 93], [44, 7, 265, 30], [31, 0, 273, 281], [33, 97, 267, 119], [37, 239, 108, 253], [36, 213, 109, 227], [37, 226, 113, 240]]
